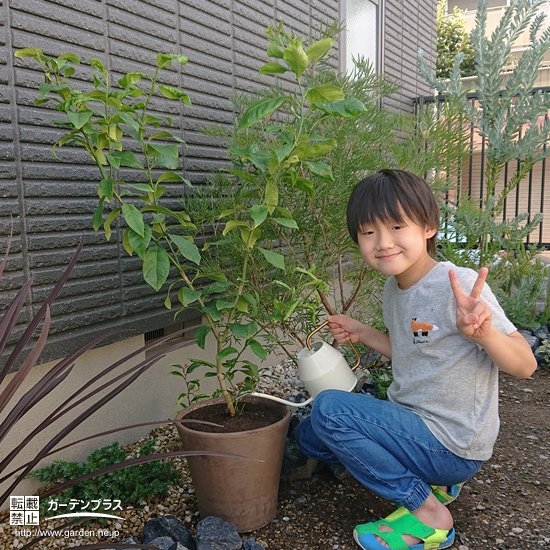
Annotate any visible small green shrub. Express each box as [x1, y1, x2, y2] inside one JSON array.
[[535, 338, 550, 366], [30, 439, 180, 516], [171, 362, 210, 408], [371, 368, 392, 401]]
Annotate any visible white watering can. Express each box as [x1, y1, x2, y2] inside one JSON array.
[[251, 320, 361, 408]]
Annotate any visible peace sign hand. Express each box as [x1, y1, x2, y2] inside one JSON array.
[[448, 267, 493, 340]]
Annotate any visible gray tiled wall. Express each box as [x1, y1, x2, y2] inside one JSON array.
[[0, 0, 435, 365]]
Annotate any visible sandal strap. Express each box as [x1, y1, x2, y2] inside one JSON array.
[[431, 482, 464, 505], [355, 510, 451, 549]]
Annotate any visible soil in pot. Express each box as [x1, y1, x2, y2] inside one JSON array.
[[182, 398, 286, 433]]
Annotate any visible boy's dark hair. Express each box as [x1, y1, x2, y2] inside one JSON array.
[[347, 169, 440, 256]]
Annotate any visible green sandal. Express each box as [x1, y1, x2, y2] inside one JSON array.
[[430, 482, 464, 505], [353, 508, 455, 550]]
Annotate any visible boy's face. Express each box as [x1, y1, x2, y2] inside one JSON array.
[[357, 215, 437, 288]]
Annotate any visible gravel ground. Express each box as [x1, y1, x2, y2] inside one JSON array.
[[1, 363, 548, 549], [251, 365, 550, 550]]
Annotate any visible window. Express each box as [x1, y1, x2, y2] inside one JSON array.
[[343, 0, 380, 73]]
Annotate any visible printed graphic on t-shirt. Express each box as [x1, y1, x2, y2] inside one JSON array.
[[410, 318, 439, 344]]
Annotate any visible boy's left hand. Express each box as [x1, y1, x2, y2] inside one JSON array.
[[449, 267, 493, 340]]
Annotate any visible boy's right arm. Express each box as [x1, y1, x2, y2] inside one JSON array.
[[327, 314, 392, 359]]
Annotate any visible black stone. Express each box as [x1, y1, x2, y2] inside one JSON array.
[[143, 515, 196, 550]]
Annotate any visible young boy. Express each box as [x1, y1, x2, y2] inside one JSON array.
[[295, 169, 537, 550]]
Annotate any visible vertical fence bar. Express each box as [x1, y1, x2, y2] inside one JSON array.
[[540, 112, 548, 245], [468, 97, 475, 197], [527, 165, 534, 245]]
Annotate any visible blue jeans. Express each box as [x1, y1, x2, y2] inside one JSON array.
[[295, 390, 484, 511]]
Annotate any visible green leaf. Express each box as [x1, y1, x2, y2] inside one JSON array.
[[157, 52, 188, 69], [259, 62, 287, 75], [242, 292, 258, 310], [283, 40, 309, 79], [195, 325, 211, 349], [92, 200, 104, 231], [222, 220, 248, 235], [250, 204, 268, 228], [118, 112, 141, 133], [305, 160, 333, 179], [292, 176, 315, 196], [316, 97, 366, 118], [150, 130, 183, 142], [67, 110, 92, 130], [203, 302, 222, 322], [273, 217, 298, 229], [217, 346, 238, 361], [306, 37, 333, 62], [178, 287, 203, 306], [241, 227, 261, 249], [148, 143, 179, 169], [158, 84, 191, 104], [274, 139, 294, 163], [94, 147, 107, 165], [98, 178, 114, 200], [126, 226, 152, 257], [143, 245, 170, 291], [109, 150, 143, 169], [294, 137, 337, 159], [14, 48, 47, 61], [103, 208, 120, 240], [118, 72, 143, 87], [235, 296, 249, 313], [305, 84, 344, 105], [265, 179, 278, 211], [238, 96, 286, 129], [121, 203, 145, 237], [216, 297, 235, 312], [266, 40, 284, 59], [248, 339, 268, 360], [168, 234, 201, 265], [202, 281, 230, 296], [125, 183, 155, 195], [228, 321, 258, 339], [157, 171, 188, 184], [258, 247, 285, 270]]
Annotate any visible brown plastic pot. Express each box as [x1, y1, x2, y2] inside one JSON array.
[[175, 395, 292, 532]]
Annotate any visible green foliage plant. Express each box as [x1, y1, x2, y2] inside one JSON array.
[[15, 23, 367, 417], [535, 337, 550, 365], [420, 0, 550, 327], [219, 46, 394, 350], [30, 439, 179, 516], [492, 247, 550, 329], [436, 0, 476, 79]]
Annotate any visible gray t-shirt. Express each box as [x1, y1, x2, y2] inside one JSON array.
[[383, 261, 516, 460]]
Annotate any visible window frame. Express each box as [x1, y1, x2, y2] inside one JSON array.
[[340, 0, 383, 74]]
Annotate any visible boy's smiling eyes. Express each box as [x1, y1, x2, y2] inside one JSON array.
[[359, 221, 407, 235]]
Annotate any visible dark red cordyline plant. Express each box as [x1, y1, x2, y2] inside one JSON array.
[[0, 233, 242, 549]]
